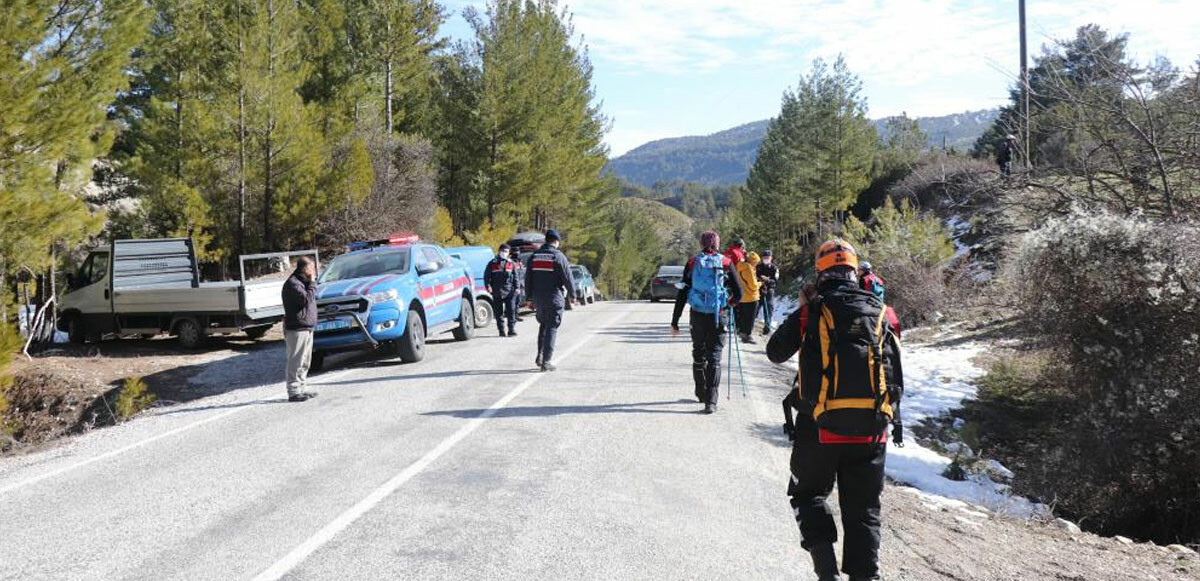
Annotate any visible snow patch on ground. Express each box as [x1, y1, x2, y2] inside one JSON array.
[[891, 341, 1045, 517]]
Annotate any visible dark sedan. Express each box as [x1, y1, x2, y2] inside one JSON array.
[[649, 265, 685, 302]]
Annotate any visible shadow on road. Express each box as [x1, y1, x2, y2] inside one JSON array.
[[748, 421, 792, 448], [153, 398, 288, 416], [423, 398, 703, 418], [318, 368, 533, 386], [596, 323, 689, 345]]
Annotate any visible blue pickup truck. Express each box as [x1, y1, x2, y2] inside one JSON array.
[[446, 246, 497, 329], [310, 236, 476, 371]]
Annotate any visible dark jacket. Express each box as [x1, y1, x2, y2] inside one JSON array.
[[756, 262, 779, 293], [486, 256, 519, 299], [525, 244, 575, 307], [671, 250, 742, 328], [282, 271, 317, 331]]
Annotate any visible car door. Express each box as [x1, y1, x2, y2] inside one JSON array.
[[70, 251, 114, 318], [417, 246, 452, 324]]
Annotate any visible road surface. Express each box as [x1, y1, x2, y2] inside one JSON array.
[[0, 301, 809, 580]]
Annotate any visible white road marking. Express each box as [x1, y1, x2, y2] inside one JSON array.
[[253, 311, 630, 581], [0, 368, 356, 497]]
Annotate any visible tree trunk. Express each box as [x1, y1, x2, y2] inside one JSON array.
[[237, 21, 247, 258], [263, 0, 276, 251]]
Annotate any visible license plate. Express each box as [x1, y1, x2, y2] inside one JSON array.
[[316, 318, 351, 332]]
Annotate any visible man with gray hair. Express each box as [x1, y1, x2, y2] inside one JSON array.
[[281, 256, 318, 402]]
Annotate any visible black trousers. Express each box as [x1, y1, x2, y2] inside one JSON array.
[[736, 302, 757, 336], [788, 430, 886, 578], [493, 294, 518, 333], [535, 303, 563, 362], [689, 309, 727, 404]]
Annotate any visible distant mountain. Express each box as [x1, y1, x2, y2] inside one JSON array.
[[608, 109, 998, 187]]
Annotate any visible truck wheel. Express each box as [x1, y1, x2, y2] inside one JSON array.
[[310, 351, 325, 373], [175, 318, 204, 349], [452, 298, 475, 341], [474, 298, 494, 328], [244, 325, 270, 340], [397, 309, 425, 363], [67, 317, 87, 344], [588, 291, 595, 304]]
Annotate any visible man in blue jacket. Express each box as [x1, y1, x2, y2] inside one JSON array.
[[486, 244, 520, 337], [525, 229, 575, 371]]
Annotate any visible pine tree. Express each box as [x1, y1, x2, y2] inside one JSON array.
[[346, 0, 444, 135], [0, 0, 149, 280]]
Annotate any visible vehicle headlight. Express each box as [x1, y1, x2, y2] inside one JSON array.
[[365, 289, 399, 304]]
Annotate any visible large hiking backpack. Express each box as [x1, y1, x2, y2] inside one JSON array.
[[687, 253, 729, 314], [800, 288, 897, 438]]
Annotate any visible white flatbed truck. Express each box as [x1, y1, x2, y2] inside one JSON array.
[[58, 238, 316, 348]]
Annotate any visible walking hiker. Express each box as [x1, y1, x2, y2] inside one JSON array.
[[513, 254, 528, 322], [767, 239, 904, 581], [725, 237, 746, 265], [486, 244, 520, 337], [671, 231, 742, 414], [997, 134, 1019, 176], [735, 251, 762, 344], [526, 229, 575, 372], [282, 256, 319, 402], [757, 250, 779, 334], [859, 263, 901, 340]]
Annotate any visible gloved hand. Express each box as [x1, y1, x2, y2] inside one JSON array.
[[783, 423, 795, 442]]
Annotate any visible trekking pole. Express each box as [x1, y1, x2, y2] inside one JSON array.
[[726, 308, 734, 401], [732, 313, 748, 398]]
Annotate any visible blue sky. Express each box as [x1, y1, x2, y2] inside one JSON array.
[[439, 1, 1199, 156]]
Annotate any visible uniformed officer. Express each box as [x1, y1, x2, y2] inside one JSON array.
[[525, 229, 575, 372], [486, 244, 520, 337]]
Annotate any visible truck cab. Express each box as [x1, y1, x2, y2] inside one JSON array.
[[311, 236, 476, 370]]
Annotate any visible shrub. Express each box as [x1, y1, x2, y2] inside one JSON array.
[[844, 198, 956, 325], [0, 324, 21, 436], [1009, 207, 1200, 542], [114, 376, 156, 421]]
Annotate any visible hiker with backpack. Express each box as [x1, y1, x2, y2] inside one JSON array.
[[859, 262, 901, 340], [757, 250, 780, 335], [671, 231, 742, 414], [767, 239, 904, 581], [735, 251, 762, 344]]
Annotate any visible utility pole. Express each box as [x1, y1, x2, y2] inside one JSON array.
[[1019, 0, 1031, 169]]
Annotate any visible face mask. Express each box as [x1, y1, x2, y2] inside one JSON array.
[[500, 252, 510, 260]]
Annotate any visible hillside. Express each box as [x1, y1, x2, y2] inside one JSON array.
[[609, 109, 998, 186]]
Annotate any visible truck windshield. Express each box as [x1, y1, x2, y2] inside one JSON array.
[[319, 249, 410, 283]]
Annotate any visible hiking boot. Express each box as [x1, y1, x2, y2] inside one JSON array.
[[741, 333, 758, 344], [535, 353, 543, 367], [809, 543, 840, 581], [498, 329, 507, 337], [703, 403, 716, 414], [849, 576, 880, 581], [762, 326, 772, 335], [541, 361, 556, 372], [288, 392, 315, 403], [507, 329, 517, 337]]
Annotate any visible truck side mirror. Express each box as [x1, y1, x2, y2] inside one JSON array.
[[416, 262, 438, 276]]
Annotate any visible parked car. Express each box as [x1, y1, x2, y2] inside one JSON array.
[[649, 265, 685, 302], [311, 235, 476, 371], [505, 231, 545, 254], [446, 246, 497, 328], [58, 238, 311, 348], [569, 264, 596, 305]]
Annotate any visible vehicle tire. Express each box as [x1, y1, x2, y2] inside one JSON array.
[[67, 317, 87, 344], [174, 318, 204, 350], [244, 325, 270, 340], [397, 309, 425, 363], [310, 351, 325, 373], [474, 297, 494, 329], [587, 291, 595, 304], [452, 298, 475, 341], [650, 297, 660, 303]]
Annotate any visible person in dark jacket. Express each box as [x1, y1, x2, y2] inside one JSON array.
[[757, 250, 780, 334], [671, 231, 742, 413], [525, 229, 575, 371], [767, 240, 903, 581], [997, 134, 1018, 176], [281, 256, 319, 402], [486, 244, 520, 337]]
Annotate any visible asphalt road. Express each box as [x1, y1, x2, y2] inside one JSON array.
[[0, 301, 809, 580]]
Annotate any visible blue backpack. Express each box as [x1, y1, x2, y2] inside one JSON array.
[[687, 253, 729, 314]]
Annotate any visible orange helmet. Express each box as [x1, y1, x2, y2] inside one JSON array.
[[815, 239, 859, 272]]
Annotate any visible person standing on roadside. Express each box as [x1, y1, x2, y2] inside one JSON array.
[[735, 251, 762, 344], [486, 244, 520, 337], [282, 256, 319, 402], [526, 229, 575, 372], [767, 239, 903, 581], [671, 231, 742, 414], [757, 250, 779, 335]]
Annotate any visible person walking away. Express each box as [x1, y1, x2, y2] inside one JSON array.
[[513, 253, 528, 322], [282, 256, 319, 402], [859, 263, 901, 340], [724, 237, 746, 265], [997, 134, 1018, 176], [486, 244, 520, 337], [735, 251, 762, 344], [525, 229, 575, 371], [671, 231, 742, 414], [757, 250, 780, 334], [766, 239, 903, 581]]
